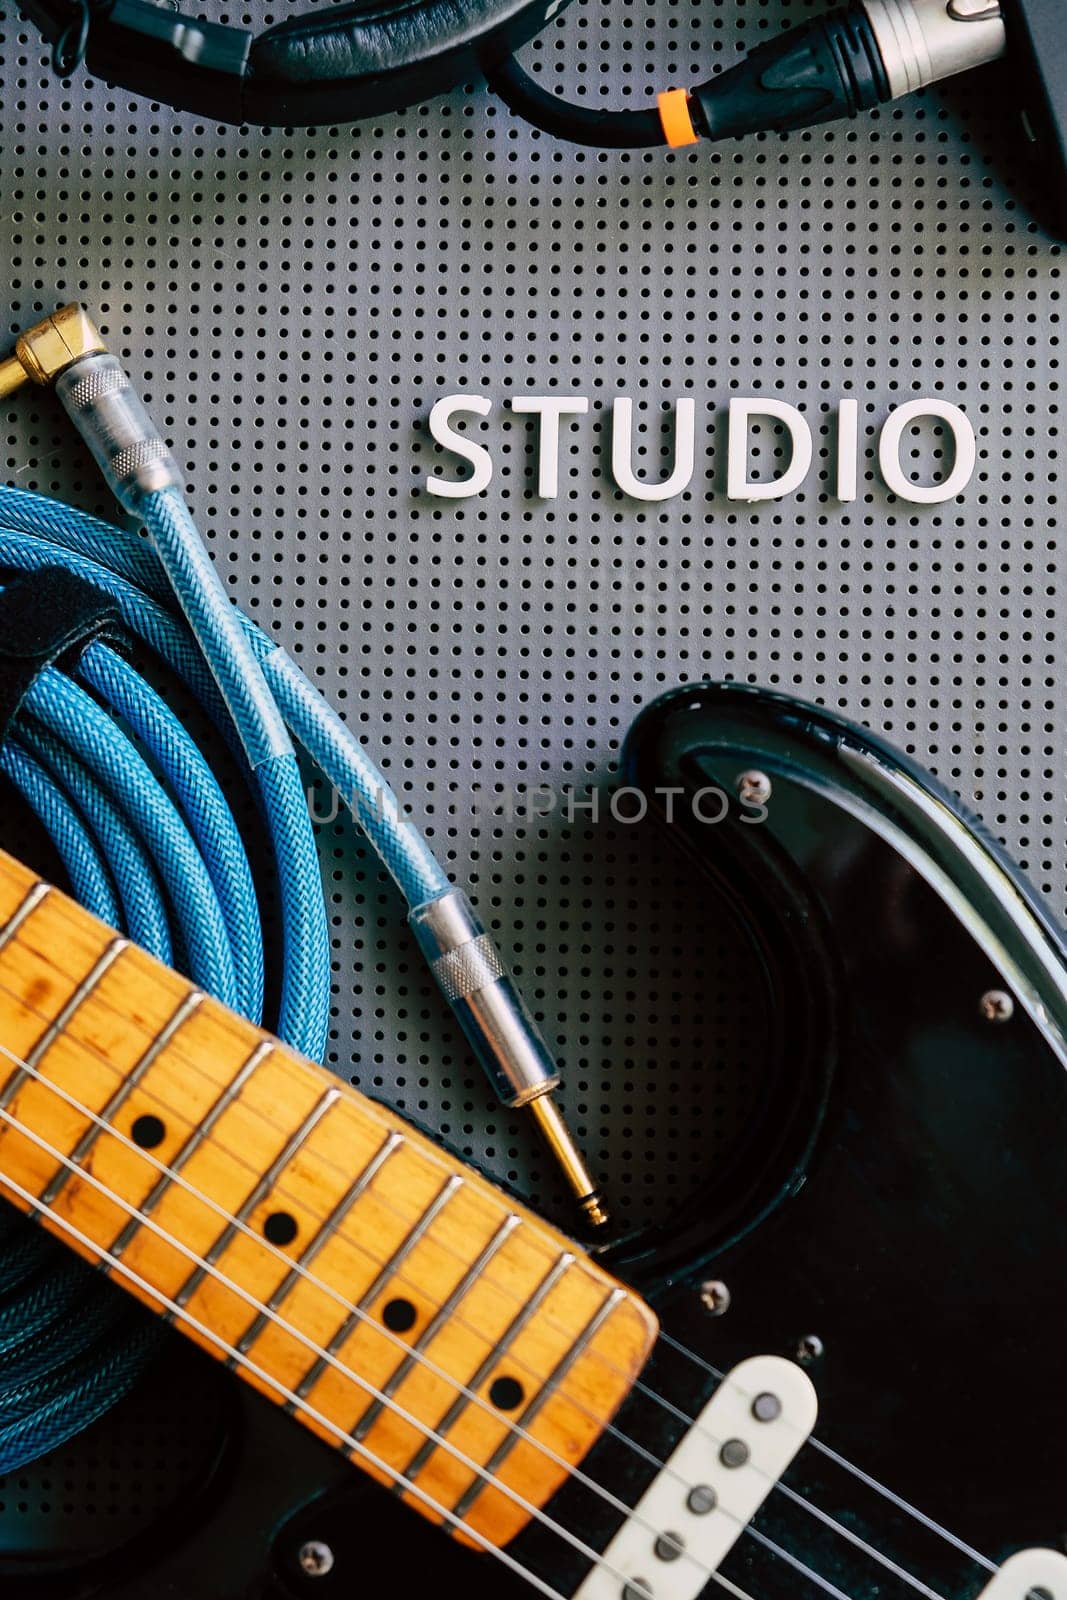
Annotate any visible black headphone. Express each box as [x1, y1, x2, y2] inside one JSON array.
[[17, 0, 1067, 238], [21, 0, 561, 125]]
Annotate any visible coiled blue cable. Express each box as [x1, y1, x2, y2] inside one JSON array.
[[0, 478, 450, 1472]]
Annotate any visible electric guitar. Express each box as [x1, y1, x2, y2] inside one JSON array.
[[0, 682, 1063, 1600]]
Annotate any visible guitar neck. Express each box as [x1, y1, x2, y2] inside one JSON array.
[[0, 849, 657, 1552]]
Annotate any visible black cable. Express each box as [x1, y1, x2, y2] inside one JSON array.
[[50, 0, 110, 77], [485, 55, 665, 148], [487, 8, 891, 152]]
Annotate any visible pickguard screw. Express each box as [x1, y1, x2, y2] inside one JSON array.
[[737, 770, 772, 806], [298, 1540, 335, 1577], [980, 989, 1014, 1023], [699, 1279, 731, 1317], [796, 1334, 824, 1364]]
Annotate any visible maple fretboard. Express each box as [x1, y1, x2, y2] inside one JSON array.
[[0, 849, 657, 1552]]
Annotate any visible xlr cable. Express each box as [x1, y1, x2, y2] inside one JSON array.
[[487, 0, 1007, 151]]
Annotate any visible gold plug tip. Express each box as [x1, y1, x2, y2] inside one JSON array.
[[0, 304, 106, 399], [579, 1192, 611, 1229], [526, 1092, 610, 1229]]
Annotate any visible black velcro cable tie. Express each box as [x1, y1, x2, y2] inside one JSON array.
[[0, 566, 127, 744]]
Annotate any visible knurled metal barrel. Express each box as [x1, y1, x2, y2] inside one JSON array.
[[409, 889, 561, 1107], [54, 354, 184, 514]]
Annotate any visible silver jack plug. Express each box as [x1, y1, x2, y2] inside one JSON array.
[[409, 890, 608, 1228], [0, 304, 183, 514], [862, 0, 1006, 99]]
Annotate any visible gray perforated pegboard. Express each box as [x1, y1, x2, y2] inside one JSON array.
[[0, 0, 1063, 1244]]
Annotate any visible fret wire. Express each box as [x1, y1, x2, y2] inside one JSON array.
[[0, 936, 128, 1107], [0, 955, 628, 1444], [399, 1251, 575, 1489], [0, 1016, 852, 1600], [352, 1212, 521, 1444], [0, 1016, 589, 1432], [231, 1128, 405, 1362], [0, 1156, 576, 1600], [0, 1100, 636, 1591], [448, 1287, 625, 1526], [0, 1038, 656, 1540], [109, 1038, 274, 1261], [38, 988, 205, 1209], [291, 1171, 464, 1404], [0, 1116, 786, 1600], [0, 880, 50, 954], [208, 1041, 626, 1334], [169, 1085, 341, 1313], [0, 945, 632, 1405], [0, 955, 470, 1285], [0, 952, 620, 1340]]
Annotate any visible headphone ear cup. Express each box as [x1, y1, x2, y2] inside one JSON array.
[[245, 0, 574, 125]]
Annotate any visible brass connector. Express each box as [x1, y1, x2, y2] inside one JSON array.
[[1, 304, 182, 512], [0, 304, 106, 399], [527, 1092, 609, 1228]]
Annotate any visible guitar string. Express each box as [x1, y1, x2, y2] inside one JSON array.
[[0, 1106, 954, 1600], [746, 1523, 856, 1600], [620, 1377, 965, 1598], [0, 969, 992, 1600], [0, 942, 999, 1579], [0, 1093, 823, 1600], [654, 1333, 998, 1575], [0, 932, 994, 1595], [0, 1157, 573, 1600], [605, 1388, 950, 1600], [246, 1026, 1002, 1581], [0, 1047, 949, 1600], [0, 1043, 961, 1600]]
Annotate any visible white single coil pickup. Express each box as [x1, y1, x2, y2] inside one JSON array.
[[572, 1354, 818, 1600], [977, 1549, 1067, 1600]]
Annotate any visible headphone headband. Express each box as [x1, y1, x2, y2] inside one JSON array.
[[20, 0, 568, 124]]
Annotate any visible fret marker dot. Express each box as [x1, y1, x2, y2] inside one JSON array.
[[130, 1114, 165, 1150], [489, 1376, 525, 1411], [382, 1297, 417, 1333], [264, 1211, 298, 1247]]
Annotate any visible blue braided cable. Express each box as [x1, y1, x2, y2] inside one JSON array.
[[0, 520, 448, 910], [17, 718, 173, 965], [0, 1209, 56, 1293], [77, 643, 263, 1018], [0, 518, 450, 907], [0, 476, 458, 1474], [0, 1258, 92, 1362], [22, 668, 239, 1010], [139, 488, 331, 1062], [263, 649, 449, 905], [0, 486, 165, 599], [0, 1311, 161, 1465], [0, 741, 122, 928]]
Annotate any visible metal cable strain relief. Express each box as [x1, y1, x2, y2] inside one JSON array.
[[409, 890, 561, 1108], [53, 353, 184, 514], [430, 934, 508, 1003], [64, 363, 130, 407]]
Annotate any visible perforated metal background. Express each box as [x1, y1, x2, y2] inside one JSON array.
[[0, 0, 1063, 1246]]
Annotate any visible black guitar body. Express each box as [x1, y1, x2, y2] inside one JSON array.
[[8, 682, 1066, 1600], [605, 682, 1067, 1600]]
